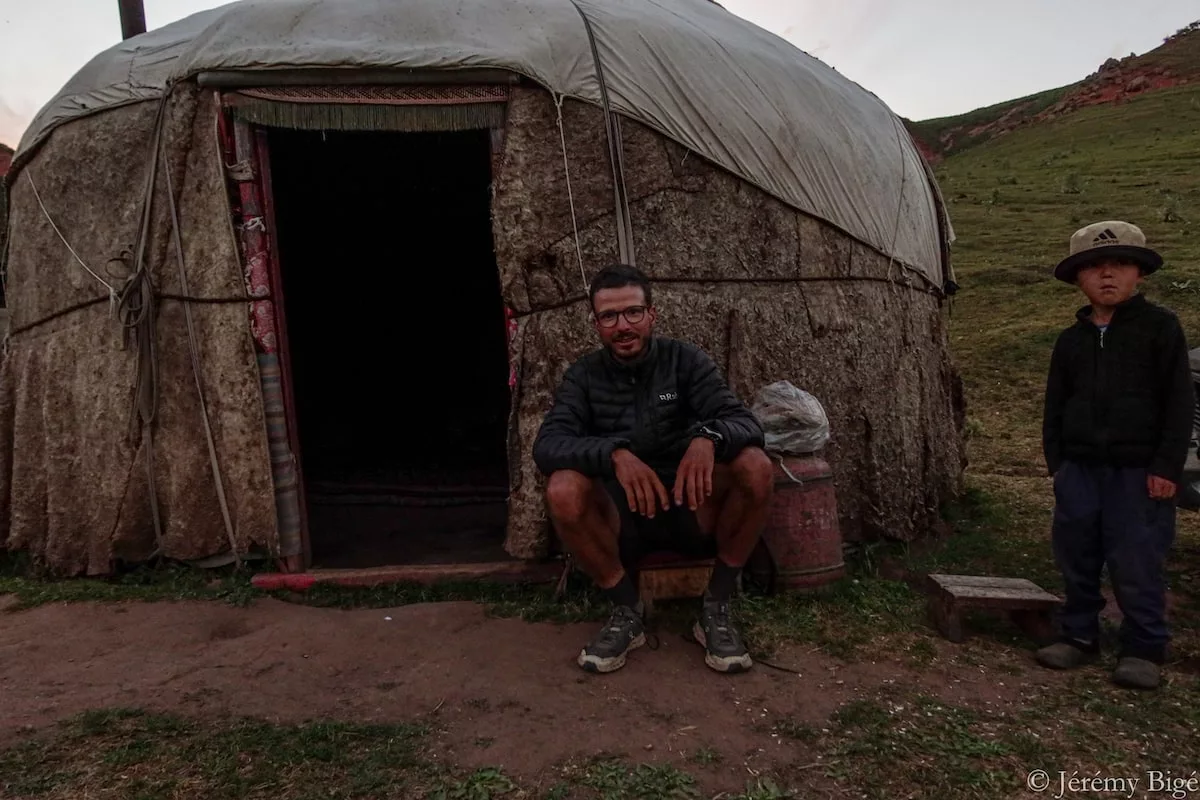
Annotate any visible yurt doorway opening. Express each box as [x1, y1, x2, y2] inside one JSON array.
[[266, 127, 512, 569]]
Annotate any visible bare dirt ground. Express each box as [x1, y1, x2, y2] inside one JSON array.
[[0, 597, 1044, 794]]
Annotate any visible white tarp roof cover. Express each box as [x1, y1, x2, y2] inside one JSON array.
[[17, 0, 945, 284]]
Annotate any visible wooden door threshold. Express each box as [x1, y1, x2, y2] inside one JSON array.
[[251, 560, 563, 591]]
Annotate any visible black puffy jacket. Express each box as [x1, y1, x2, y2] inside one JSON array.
[[1043, 294, 1194, 481], [533, 337, 765, 479]]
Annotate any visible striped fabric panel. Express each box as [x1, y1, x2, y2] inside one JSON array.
[[258, 353, 303, 558]]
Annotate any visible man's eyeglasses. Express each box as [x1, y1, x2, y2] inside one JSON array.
[[595, 305, 648, 328]]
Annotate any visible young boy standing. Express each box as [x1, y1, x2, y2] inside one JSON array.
[[1038, 221, 1194, 690]]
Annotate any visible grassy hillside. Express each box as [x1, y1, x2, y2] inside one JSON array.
[[937, 81, 1200, 575], [908, 22, 1200, 160], [908, 86, 1070, 157]]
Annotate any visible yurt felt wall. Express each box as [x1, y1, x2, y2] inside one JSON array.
[[0, 86, 278, 575], [495, 87, 964, 558], [2, 79, 962, 572]]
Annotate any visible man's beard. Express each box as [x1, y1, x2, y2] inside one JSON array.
[[608, 332, 645, 359]]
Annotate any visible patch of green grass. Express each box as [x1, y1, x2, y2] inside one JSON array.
[[7, 711, 801, 800], [0, 709, 431, 799], [427, 767, 517, 800], [688, 746, 721, 766], [904, 637, 938, 665], [736, 572, 924, 660], [771, 717, 819, 743], [816, 673, 1200, 799], [905, 483, 1061, 589], [725, 778, 797, 800], [823, 693, 1044, 798], [579, 760, 698, 800], [0, 557, 260, 610]]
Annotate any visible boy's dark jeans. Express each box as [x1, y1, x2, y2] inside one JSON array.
[[1052, 460, 1176, 663]]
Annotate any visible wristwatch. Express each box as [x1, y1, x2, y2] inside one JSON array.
[[697, 425, 724, 452]]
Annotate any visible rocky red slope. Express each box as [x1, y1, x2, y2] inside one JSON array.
[[908, 20, 1199, 162]]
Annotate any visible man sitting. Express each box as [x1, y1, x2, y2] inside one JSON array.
[[533, 264, 775, 674]]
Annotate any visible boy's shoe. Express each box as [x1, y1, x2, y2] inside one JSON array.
[[693, 596, 753, 673], [1035, 639, 1099, 670], [578, 604, 646, 673], [1112, 657, 1161, 690]]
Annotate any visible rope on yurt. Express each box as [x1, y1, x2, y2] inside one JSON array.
[[553, 93, 588, 294], [3, 294, 257, 340], [124, 95, 170, 559], [568, 1, 637, 267], [162, 133, 243, 570], [115, 87, 240, 567], [24, 171, 118, 307]]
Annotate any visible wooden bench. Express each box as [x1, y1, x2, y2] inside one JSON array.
[[551, 552, 715, 616], [926, 574, 1061, 645], [636, 555, 715, 617]]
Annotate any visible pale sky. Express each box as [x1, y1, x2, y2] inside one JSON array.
[[0, 0, 1196, 148]]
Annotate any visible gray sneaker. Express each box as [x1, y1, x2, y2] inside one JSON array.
[[693, 597, 753, 673], [578, 605, 646, 673], [1112, 657, 1161, 690], [1035, 640, 1099, 670]]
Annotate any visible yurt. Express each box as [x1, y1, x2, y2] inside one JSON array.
[[0, 0, 965, 577]]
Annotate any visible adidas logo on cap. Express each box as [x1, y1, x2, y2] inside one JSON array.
[[1071, 220, 1147, 253]]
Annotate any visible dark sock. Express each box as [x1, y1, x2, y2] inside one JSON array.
[[604, 572, 640, 610], [706, 559, 740, 602]]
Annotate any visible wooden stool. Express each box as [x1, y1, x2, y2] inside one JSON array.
[[926, 574, 1061, 645], [636, 554, 714, 617]]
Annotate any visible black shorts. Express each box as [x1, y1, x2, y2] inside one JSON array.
[[602, 478, 715, 567]]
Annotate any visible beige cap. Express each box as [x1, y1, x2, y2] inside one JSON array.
[[1054, 220, 1163, 282]]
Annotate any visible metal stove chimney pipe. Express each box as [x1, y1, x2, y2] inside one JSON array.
[[118, 0, 147, 39]]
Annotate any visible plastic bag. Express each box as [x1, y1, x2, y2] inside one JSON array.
[[750, 381, 830, 456]]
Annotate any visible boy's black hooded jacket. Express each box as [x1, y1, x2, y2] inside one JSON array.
[[533, 337, 764, 479], [1043, 293, 1194, 481]]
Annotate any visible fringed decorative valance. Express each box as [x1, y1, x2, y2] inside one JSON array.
[[224, 85, 510, 132]]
